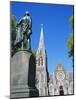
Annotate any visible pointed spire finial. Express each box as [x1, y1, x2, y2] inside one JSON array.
[[41, 24, 43, 35], [38, 24, 45, 51], [40, 24, 44, 41], [41, 24, 43, 27]]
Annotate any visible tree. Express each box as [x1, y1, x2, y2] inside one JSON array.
[[67, 16, 74, 65], [70, 16, 74, 28], [11, 15, 17, 41], [11, 15, 17, 56], [67, 34, 73, 57], [31, 49, 36, 56]]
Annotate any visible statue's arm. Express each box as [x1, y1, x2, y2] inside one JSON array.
[[17, 18, 23, 26]]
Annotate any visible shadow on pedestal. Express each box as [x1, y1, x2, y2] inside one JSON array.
[[28, 54, 39, 97]]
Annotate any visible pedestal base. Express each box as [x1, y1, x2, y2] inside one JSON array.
[[10, 86, 38, 98], [10, 50, 39, 98]]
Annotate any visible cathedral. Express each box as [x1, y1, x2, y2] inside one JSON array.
[[35, 24, 74, 96]]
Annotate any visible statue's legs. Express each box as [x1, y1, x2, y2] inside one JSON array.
[[23, 39, 26, 49], [27, 38, 31, 50], [23, 34, 31, 50]]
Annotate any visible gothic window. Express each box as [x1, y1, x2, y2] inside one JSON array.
[[38, 58, 40, 66], [40, 49, 42, 55], [40, 56, 43, 65]]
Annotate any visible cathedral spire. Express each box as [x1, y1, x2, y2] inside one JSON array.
[[36, 25, 48, 96], [38, 24, 45, 50]]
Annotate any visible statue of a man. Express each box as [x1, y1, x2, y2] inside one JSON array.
[[15, 11, 32, 50]]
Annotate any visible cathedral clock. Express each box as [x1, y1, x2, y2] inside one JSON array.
[[56, 71, 65, 81]]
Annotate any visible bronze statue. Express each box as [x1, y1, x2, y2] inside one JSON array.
[[15, 11, 32, 50]]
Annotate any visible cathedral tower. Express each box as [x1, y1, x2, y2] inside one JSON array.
[[36, 24, 48, 96]]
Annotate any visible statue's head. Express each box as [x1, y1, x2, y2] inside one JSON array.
[[24, 11, 30, 16]]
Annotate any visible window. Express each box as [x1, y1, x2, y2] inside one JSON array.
[[38, 58, 40, 66], [40, 56, 43, 65]]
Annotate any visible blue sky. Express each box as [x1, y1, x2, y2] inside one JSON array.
[[11, 2, 74, 74]]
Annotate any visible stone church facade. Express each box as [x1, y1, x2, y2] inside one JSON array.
[[48, 64, 74, 96], [35, 24, 74, 96]]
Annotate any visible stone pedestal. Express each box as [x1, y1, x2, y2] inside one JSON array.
[[10, 50, 39, 98]]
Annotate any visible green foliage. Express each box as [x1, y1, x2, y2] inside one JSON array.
[[67, 34, 73, 58], [67, 33, 73, 49], [11, 15, 17, 56], [11, 15, 17, 41], [67, 16, 74, 66], [31, 49, 36, 56], [70, 16, 74, 29]]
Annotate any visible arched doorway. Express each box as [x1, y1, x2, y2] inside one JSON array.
[[59, 85, 64, 95]]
